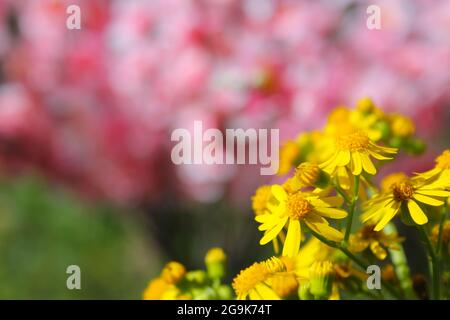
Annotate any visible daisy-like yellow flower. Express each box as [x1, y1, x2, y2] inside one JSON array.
[[143, 261, 188, 300], [143, 277, 184, 300], [349, 224, 404, 260], [256, 185, 347, 257], [161, 261, 186, 284], [414, 150, 450, 188], [320, 130, 397, 176], [251, 185, 273, 216], [325, 99, 385, 142], [362, 175, 450, 231], [232, 257, 285, 300], [389, 113, 415, 138]]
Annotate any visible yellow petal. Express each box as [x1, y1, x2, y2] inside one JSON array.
[[407, 200, 428, 225], [271, 185, 287, 202], [370, 240, 387, 260], [372, 143, 397, 154], [313, 207, 348, 219], [351, 152, 362, 175], [255, 284, 281, 300], [416, 189, 450, 197], [361, 152, 377, 175], [368, 149, 393, 160], [259, 216, 288, 245], [282, 219, 301, 258], [309, 196, 344, 207], [258, 217, 282, 231], [336, 150, 351, 166], [255, 214, 274, 223], [305, 215, 343, 242], [248, 290, 260, 300], [413, 194, 444, 206], [374, 201, 400, 231]]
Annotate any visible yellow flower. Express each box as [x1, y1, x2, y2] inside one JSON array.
[[205, 247, 227, 279], [389, 114, 415, 138], [256, 185, 346, 257], [232, 257, 285, 300], [143, 277, 183, 300], [143, 261, 188, 300], [349, 224, 404, 260], [161, 261, 186, 284], [251, 185, 273, 216], [325, 99, 384, 142], [320, 130, 397, 176], [362, 176, 450, 231], [205, 247, 226, 264], [414, 150, 450, 189]]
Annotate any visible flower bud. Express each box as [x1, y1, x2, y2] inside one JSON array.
[[295, 162, 330, 189], [161, 262, 186, 284], [309, 261, 334, 299], [298, 282, 314, 300], [205, 247, 226, 280]]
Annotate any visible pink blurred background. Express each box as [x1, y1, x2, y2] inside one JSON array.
[[0, 0, 449, 205]]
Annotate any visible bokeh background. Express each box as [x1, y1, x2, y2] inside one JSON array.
[[0, 0, 449, 298]]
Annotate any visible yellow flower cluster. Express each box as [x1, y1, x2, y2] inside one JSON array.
[[242, 98, 450, 300], [143, 98, 449, 300], [143, 248, 232, 300]]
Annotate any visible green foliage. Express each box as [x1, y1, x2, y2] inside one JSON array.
[[0, 174, 159, 299]]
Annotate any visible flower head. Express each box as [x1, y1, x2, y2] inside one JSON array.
[[256, 185, 346, 257], [414, 150, 450, 189], [349, 224, 404, 260], [143, 278, 182, 300], [232, 257, 285, 300], [389, 114, 415, 138], [362, 175, 450, 231], [161, 262, 186, 284], [320, 130, 397, 176]]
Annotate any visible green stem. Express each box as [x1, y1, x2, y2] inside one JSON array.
[[306, 225, 402, 299], [417, 225, 439, 300], [343, 175, 360, 247], [384, 223, 416, 299], [333, 182, 351, 204], [436, 208, 447, 256]]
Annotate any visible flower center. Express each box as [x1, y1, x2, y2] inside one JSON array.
[[232, 263, 269, 297], [392, 181, 415, 201], [287, 193, 312, 220], [336, 131, 370, 152], [436, 150, 450, 169], [361, 225, 379, 239], [380, 172, 409, 193]]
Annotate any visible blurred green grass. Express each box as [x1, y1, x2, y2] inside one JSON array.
[[0, 174, 160, 299]]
